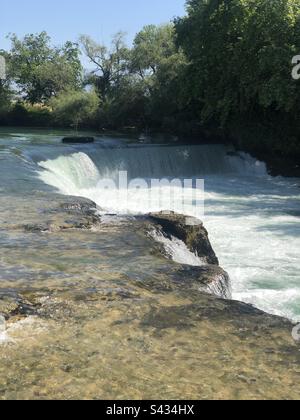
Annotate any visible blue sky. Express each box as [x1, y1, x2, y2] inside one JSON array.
[[0, 0, 186, 51]]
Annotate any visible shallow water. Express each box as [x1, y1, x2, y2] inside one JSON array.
[[0, 128, 300, 399]]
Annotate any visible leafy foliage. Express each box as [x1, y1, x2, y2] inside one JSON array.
[[80, 32, 130, 100], [7, 32, 82, 104], [175, 0, 300, 157], [51, 90, 99, 129]]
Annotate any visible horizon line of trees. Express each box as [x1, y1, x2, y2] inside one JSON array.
[[1, 0, 300, 160]]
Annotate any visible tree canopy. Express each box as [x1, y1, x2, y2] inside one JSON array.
[[7, 32, 82, 104], [176, 0, 300, 125]]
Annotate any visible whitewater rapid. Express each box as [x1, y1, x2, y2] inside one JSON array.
[[37, 145, 300, 321]]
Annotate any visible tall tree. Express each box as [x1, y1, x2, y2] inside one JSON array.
[[0, 49, 13, 118], [131, 25, 176, 77], [176, 0, 300, 125], [80, 32, 130, 100], [7, 32, 83, 104], [131, 24, 188, 129]]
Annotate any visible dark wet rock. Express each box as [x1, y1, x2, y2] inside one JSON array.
[[23, 198, 100, 233], [59, 198, 99, 217], [0, 296, 19, 319], [24, 224, 50, 233], [144, 212, 230, 297], [249, 151, 300, 178], [142, 305, 196, 330], [36, 298, 75, 321], [0, 292, 81, 323], [9, 302, 38, 319], [131, 261, 230, 299], [149, 212, 219, 265], [0, 293, 39, 321], [141, 296, 295, 331], [174, 265, 231, 299], [62, 137, 94, 144], [23, 220, 97, 233]]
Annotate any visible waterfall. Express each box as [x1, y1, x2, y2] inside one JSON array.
[[37, 145, 267, 215], [38, 144, 267, 187]]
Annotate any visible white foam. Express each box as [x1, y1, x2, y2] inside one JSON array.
[[37, 152, 204, 218], [233, 288, 300, 320], [150, 229, 205, 266], [204, 179, 300, 322]]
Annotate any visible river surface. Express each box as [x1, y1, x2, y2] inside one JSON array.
[[0, 128, 299, 321], [1, 128, 300, 399]]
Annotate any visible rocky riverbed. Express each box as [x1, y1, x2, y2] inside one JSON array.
[[0, 195, 299, 400]]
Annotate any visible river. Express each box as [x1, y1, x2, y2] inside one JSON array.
[[0, 128, 299, 321], [1, 128, 300, 399], [11, 133, 300, 320]]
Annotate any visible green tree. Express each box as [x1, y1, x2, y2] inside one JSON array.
[[176, 0, 300, 124], [99, 76, 147, 128], [131, 24, 188, 130], [80, 32, 151, 129], [175, 0, 300, 156], [131, 25, 176, 76], [0, 83, 12, 120], [80, 32, 130, 100], [51, 90, 100, 130], [0, 50, 13, 120], [7, 32, 83, 104]]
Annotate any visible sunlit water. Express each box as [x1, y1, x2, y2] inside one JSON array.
[[1, 129, 300, 321]]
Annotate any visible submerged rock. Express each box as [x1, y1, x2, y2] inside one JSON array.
[[59, 199, 99, 217], [0, 293, 39, 321], [0, 295, 19, 319], [140, 296, 294, 331], [22, 197, 100, 233]]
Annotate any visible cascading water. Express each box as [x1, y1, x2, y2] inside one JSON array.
[[38, 144, 267, 178], [38, 152, 101, 194], [37, 143, 300, 321], [149, 229, 206, 267]]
